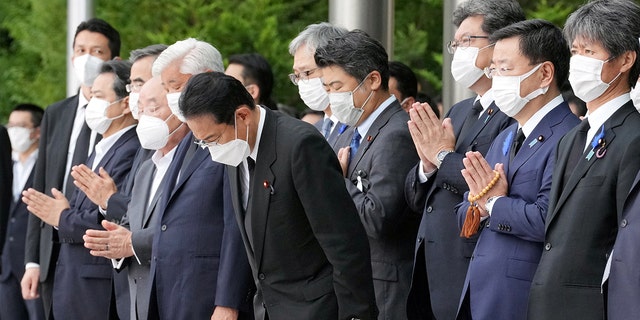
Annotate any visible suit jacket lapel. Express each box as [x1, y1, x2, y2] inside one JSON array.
[[348, 101, 401, 175], [250, 109, 277, 271], [455, 103, 500, 151], [169, 143, 206, 201], [548, 104, 631, 227]]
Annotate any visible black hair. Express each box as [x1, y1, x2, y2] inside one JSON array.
[[99, 60, 132, 99], [228, 53, 277, 110], [73, 18, 121, 58], [12, 103, 44, 127], [389, 61, 418, 101]]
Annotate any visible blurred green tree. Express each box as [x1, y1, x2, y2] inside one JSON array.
[[0, 0, 593, 122]]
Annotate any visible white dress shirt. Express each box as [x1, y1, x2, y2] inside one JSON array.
[[12, 150, 38, 201], [62, 94, 89, 195]]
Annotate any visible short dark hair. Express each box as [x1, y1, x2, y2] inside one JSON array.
[[490, 19, 570, 89], [129, 44, 168, 63], [99, 60, 132, 99], [315, 30, 390, 91], [452, 0, 525, 34], [228, 53, 277, 110], [389, 61, 418, 101], [564, 0, 640, 88], [180, 72, 255, 125], [12, 103, 44, 128], [73, 18, 121, 58]]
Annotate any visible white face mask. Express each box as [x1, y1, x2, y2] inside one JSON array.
[[298, 77, 329, 111], [73, 54, 105, 87], [492, 63, 548, 117], [7, 126, 35, 153], [328, 75, 374, 127], [630, 85, 640, 112], [85, 97, 124, 134], [206, 116, 251, 167], [451, 46, 486, 88], [136, 114, 181, 150], [568, 55, 620, 103], [128, 92, 140, 120], [166, 92, 186, 122]]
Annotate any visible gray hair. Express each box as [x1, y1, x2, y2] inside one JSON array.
[[452, 0, 525, 35], [564, 0, 640, 88], [151, 38, 224, 77], [288, 22, 348, 56], [129, 44, 168, 63]]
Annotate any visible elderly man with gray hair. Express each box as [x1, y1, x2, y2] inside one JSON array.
[[528, 1, 640, 319], [289, 22, 348, 146]]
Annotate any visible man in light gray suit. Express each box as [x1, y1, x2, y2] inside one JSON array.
[[81, 76, 189, 320], [315, 30, 420, 320]]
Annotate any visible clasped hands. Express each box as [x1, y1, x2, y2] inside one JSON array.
[[407, 102, 456, 173], [461, 152, 508, 217]]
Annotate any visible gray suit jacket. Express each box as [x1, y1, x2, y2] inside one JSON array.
[[335, 100, 420, 320]]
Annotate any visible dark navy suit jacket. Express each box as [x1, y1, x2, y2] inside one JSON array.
[[54, 127, 139, 320], [455, 102, 578, 320], [405, 97, 514, 319], [150, 133, 253, 319]]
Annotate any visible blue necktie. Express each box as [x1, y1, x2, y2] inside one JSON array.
[[350, 128, 361, 164], [322, 118, 334, 139]]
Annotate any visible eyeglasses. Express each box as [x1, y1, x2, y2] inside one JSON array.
[[447, 35, 490, 54], [193, 125, 228, 149], [288, 68, 318, 85], [126, 81, 144, 93]]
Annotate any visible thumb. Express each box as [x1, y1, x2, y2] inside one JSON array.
[[102, 219, 119, 231], [51, 188, 66, 200], [495, 163, 507, 179], [98, 167, 111, 179], [442, 118, 454, 132]]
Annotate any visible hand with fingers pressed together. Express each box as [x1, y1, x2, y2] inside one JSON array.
[[460, 151, 508, 216], [21, 188, 70, 227], [71, 164, 118, 209], [83, 220, 134, 259], [407, 102, 456, 173]]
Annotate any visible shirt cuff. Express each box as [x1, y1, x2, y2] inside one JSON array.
[[25, 262, 40, 270], [485, 196, 503, 216], [417, 160, 437, 183], [130, 243, 142, 265], [111, 258, 124, 269]]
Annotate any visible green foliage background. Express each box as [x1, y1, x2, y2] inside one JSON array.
[[0, 0, 587, 122]]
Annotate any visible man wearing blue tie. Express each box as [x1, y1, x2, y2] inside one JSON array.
[[315, 30, 419, 319]]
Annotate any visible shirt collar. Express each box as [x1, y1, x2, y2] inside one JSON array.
[[94, 125, 136, 160], [249, 106, 266, 161], [151, 145, 178, 169], [585, 93, 630, 129], [12, 149, 38, 164], [520, 95, 564, 138], [78, 92, 89, 109], [477, 89, 495, 112], [356, 95, 395, 138]]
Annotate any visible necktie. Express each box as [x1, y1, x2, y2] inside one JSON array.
[[563, 119, 590, 186], [65, 104, 91, 196], [322, 118, 334, 139], [510, 128, 525, 161], [350, 128, 361, 164], [458, 100, 483, 141], [244, 156, 256, 248], [247, 156, 255, 183]]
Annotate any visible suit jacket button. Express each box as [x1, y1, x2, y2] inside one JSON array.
[[426, 206, 433, 213], [621, 219, 628, 227], [506, 226, 511, 232], [161, 225, 167, 231], [258, 273, 265, 280], [545, 243, 552, 251]]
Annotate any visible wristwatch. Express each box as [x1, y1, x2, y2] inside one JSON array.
[[435, 149, 454, 168]]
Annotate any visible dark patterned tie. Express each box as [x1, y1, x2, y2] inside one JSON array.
[[563, 119, 590, 186], [510, 128, 525, 162], [458, 100, 483, 141]]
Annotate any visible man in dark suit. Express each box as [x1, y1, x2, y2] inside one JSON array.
[[528, 1, 640, 319], [606, 169, 640, 320], [452, 19, 578, 320], [180, 72, 378, 320], [1, 104, 45, 320], [314, 30, 419, 319], [22, 18, 121, 319], [289, 22, 348, 147], [403, 1, 523, 318], [22, 60, 139, 319], [0, 126, 11, 266], [80, 75, 191, 320]]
